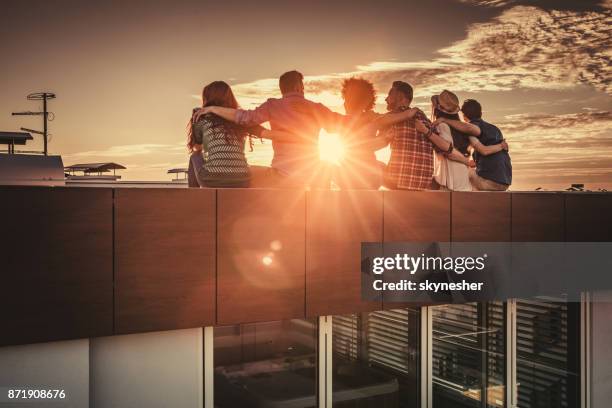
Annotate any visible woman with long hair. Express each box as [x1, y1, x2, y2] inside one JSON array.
[[187, 81, 289, 188], [429, 90, 472, 191]]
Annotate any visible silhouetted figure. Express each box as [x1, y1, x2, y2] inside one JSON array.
[[334, 77, 419, 189], [193, 71, 344, 189]]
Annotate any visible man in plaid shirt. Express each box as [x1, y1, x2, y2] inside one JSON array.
[[381, 81, 457, 190]]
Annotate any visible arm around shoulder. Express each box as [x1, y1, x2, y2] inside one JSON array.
[[469, 136, 506, 156], [438, 118, 481, 136], [427, 123, 452, 152], [315, 103, 345, 132], [234, 99, 273, 125], [373, 108, 419, 128], [209, 106, 239, 122]]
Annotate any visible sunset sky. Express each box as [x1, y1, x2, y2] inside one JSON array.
[[1, 0, 610, 189]]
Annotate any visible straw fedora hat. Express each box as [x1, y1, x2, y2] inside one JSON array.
[[431, 90, 460, 115]]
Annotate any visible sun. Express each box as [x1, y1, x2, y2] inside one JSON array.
[[318, 130, 345, 165]]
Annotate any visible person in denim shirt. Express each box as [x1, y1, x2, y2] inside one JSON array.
[[434, 99, 512, 191]]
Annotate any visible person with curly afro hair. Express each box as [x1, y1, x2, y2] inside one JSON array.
[[334, 77, 420, 189]]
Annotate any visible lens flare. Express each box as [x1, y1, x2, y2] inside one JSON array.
[[262, 255, 273, 266], [319, 130, 345, 165]]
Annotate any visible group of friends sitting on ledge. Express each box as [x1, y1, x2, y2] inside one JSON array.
[[187, 70, 512, 191]]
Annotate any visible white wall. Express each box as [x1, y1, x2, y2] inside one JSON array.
[[89, 328, 203, 408], [0, 339, 89, 408]]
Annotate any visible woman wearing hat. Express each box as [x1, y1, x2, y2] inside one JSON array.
[[430, 90, 473, 191], [429, 90, 508, 191]]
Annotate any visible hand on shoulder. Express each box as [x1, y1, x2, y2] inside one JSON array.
[[434, 121, 450, 133], [192, 106, 215, 123], [415, 119, 430, 134], [432, 117, 447, 127]]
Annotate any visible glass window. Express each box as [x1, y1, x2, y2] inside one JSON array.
[[431, 302, 506, 408], [214, 318, 318, 408], [332, 308, 421, 408], [516, 298, 580, 408]]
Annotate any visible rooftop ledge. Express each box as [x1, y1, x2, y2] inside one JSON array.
[[1, 186, 610, 347]]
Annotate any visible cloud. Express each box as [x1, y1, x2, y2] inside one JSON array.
[[231, 4, 611, 108], [439, 6, 611, 93], [498, 110, 612, 186], [64, 143, 185, 159], [499, 110, 611, 133], [458, 0, 515, 7], [458, 0, 608, 10]]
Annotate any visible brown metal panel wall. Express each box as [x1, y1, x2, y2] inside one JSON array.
[[384, 191, 451, 242], [114, 188, 216, 334], [511, 193, 565, 242], [510, 192, 565, 301], [305, 190, 383, 317], [451, 192, 510, 306], [452, 192, 511, 242], [0, 187, 113, 346], [565, 193, 612, 242], [383, 191, 451, 309], [216, 189, 306, 325], [4, 187, 612, 345]]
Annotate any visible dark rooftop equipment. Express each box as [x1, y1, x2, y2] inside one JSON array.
[[566, 183, 585, 192], [65, 162, 127, 178], [167, 168, 188, 181], [11, 92, 56, 156], [0, 131, 34, 154]]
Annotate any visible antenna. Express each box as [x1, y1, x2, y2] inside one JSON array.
[[11, 92, 56, 155]]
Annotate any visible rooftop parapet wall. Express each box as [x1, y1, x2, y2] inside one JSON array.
[[0, 187, 610, 346]]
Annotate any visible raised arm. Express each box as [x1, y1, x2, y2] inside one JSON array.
[[435, 117, 481, 137], [194, 101, 272, 126], [239, 124, 299, 143], [469, 136, 508, 156], [369, 108, 419, 129], [235, 101, 272, 125], [199, 106, 238, 122], [358, 108, 420, 136], [312, 102, 345, 133], [373, 108, 420, 128]]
